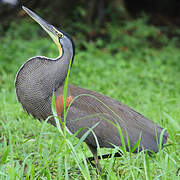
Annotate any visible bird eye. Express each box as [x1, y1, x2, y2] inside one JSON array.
[[56, 31, 63, 38], [58, 33, 63, 38], [53, 27, 63, 38]]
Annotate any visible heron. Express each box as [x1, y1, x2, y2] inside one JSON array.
[[15, 6, 169, 172]]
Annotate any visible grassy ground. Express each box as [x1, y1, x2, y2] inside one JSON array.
[[0, 18, 180, 179]]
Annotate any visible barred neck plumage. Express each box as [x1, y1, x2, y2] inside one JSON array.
[[15, 35, 74, 120]]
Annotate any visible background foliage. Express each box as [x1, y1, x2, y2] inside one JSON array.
[[0, 2, 180, 179]]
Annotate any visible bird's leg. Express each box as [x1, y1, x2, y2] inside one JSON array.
[[87, 145, 102, 173], [88, 151, 123, 161]]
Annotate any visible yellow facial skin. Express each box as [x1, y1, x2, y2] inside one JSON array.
[[22, 6, 63, 56], [52, 27, 63, 56]]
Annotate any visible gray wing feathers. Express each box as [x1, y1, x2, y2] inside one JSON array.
[[63, 84, 168, 152]]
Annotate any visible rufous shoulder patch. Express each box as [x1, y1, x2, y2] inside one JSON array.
[[56, 95, 73, 117]]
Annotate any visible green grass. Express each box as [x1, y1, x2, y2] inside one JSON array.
[[0, 19, 180, 179]]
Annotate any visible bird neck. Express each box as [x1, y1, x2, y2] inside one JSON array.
[[53, 45, 73, 90], [15, 37, 75, 121]]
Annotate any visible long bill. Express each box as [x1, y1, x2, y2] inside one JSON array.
[[22, 6, 62, 50]]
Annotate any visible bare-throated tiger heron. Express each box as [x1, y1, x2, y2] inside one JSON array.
[[15, 6, 169, 172]]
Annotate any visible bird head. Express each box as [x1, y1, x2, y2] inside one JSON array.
[[22, 6, 75, 59]]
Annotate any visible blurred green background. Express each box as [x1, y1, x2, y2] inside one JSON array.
[[0, 0, 180, 179]]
